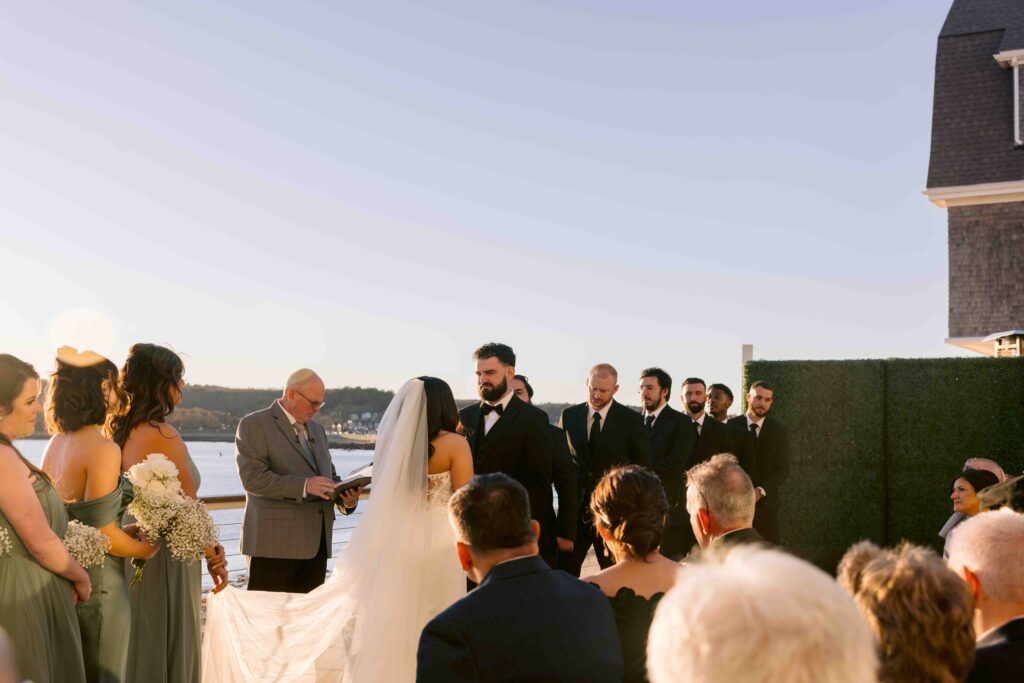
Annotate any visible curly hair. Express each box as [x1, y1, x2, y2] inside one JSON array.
[[590, 465, 667, 560], [838, 541, 975, 683], [108, 343, 184, 448], [45, 352, 119, 434]]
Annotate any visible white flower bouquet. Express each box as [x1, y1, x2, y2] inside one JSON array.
[[125, 453, 219, 586], [0, 527, 11, 557], [63, 520, 111, 569]]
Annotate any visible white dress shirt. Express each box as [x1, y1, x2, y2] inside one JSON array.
[[643, 402, 667, 428], [483, 390, 514, 435], [587, 403, 612, 436]]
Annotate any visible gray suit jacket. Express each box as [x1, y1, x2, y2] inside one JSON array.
[[236, 401, 350, 560]]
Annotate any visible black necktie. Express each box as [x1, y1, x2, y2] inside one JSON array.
[[750, 423, 759, 439], [589, 413, 602, 452], [693, 419, 701, 440], [481, 403, 504, 416], [644, 414, 655, 431]]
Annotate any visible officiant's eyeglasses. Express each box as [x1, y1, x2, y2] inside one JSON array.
[[293, 388, 326, 410]]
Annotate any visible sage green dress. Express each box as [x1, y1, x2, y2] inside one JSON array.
[[67, 477, 132, 683], [124, 455, 202, 683], [0, 475, 87, 683]]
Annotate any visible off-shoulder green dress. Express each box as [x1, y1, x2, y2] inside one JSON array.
[[124, 455, 202, 683], [67, 477, 132, 683], [0, 475, 87, 683]]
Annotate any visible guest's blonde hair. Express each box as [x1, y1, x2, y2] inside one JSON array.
[[838, 541, 975, 683]]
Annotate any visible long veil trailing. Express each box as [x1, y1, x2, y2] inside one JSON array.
[[202, 378, 459, 682]]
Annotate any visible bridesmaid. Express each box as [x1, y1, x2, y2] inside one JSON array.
[[0, 354, 89, 683], [108, 343, 227, 683], [40, 348, 160, 683]]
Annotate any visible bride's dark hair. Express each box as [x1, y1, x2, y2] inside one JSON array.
[[417, 376, 461, 457]]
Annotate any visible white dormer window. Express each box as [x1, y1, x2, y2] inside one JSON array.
[[994, 50, 1024, 146]]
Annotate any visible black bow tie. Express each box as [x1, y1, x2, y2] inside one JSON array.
[[481, 403, 504, 416]]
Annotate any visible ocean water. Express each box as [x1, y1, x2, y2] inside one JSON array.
[[18, 439, 372, 588]]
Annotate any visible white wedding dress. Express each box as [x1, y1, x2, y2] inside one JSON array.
[[202, 380, 465, 682]]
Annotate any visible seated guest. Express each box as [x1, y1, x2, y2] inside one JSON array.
[[417, 473, 623, 683], [648, 545, 876, 683], [585, 466, 679, 683], [940, 459, 1008, 542], [838, 541, 975, 683], [946, 508, 1024, 682], [684, 453, 764, 551], [943, 468, 1000, 558]]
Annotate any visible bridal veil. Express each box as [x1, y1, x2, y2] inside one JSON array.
[[202, 378, 451, 682]]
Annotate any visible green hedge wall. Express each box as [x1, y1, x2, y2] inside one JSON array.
[[742, 357, 1024, 572]]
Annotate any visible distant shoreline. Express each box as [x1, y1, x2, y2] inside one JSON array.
[[23, 432, 377, 450]]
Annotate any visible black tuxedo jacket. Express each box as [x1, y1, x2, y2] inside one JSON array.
[[559, 400, 652, 506], [417, 555, 623, 682], [647, 405, 694, 528], [686, 414, 736, 469], [549, 424, 578, 541], [459, 397, 554, 536], [967, 617, 1024, 683], [727, 415, 790, 508]]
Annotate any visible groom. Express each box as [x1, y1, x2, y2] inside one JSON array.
[[459, 343, 556, 566], [236, 369, 361, 593]]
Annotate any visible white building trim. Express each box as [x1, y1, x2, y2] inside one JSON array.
[[924, 180, 1024, 208]]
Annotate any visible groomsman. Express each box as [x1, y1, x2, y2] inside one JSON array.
[[728, 381, 790, 544], [459, 344, 555, 562], [639, 368, 694, 560], [559, 364, 652, 575], [509, 374, 578, 568], [706, 383, 734, 423], [681, 377, 735, 468]]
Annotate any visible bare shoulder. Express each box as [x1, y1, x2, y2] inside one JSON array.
[[433, 431, 469, 455], [0, 444, 28, 476], [90, 439, 122, 470], [581, 565, 624, 597]]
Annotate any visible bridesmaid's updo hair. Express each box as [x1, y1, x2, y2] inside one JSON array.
[[0, 354, 50, 481], [590, 465, 668, 560], [417, 376, 462, 457], [109, 343, 184, 448], [45, 347, 119, 434]]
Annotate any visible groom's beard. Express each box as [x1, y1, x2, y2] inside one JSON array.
[[478, 377, 508, 403]]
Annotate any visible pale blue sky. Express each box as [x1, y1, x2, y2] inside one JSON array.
[[0, 1, 966, 403]]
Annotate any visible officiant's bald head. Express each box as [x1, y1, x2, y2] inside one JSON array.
[[281, 369, 325, 423]]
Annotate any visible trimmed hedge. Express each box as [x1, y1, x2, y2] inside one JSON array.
[[742, 357, 1024, 571]]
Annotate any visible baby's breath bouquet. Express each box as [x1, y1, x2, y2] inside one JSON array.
[[0, 527, 12, 557], [126, 453, 219, 586], [63, 520, 111, 569]]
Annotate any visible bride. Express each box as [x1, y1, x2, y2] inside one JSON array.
[[202, 377, 474, 682]]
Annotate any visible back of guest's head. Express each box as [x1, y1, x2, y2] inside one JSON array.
[[684, 453, 755, 527], [951, 468, 1000, 496], [448, 473, 533, 552], [109, 343, 184, 447], [590, 466, 667, 560], [473, 343, 516, 367], [963, 457, 1007, 482], [45, 347, 119, 434], [947, 507, 1024, 604], [417, 376, 460, 454], [838, 541, 974, 683], [648, 545, 876, 683]]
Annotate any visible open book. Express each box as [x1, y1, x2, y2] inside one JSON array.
[[331, 462, 372, 501]]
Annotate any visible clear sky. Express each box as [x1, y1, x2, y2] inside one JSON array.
[[0, 0, 968, 403]]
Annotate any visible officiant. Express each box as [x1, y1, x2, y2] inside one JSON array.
[[236, 369, 361, 593]]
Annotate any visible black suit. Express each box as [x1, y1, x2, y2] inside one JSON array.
[[967, 617, 1024, 683], [686, 414, 736, 468], [417, 555, 623, 683], [684, 526, 769, 564], [549, 424, 578, 542], [460, 397, 555, 560], [645, 405, 694, 560], [559, 401, 653, 575], [728, 415, 790, 544]]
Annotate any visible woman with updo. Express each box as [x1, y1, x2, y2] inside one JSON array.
[[585, 465, 679, 683]]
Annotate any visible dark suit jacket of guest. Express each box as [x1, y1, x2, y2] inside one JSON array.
[[647, 405, 694, 528], [549, 424, 578, 541], [459, 397, 555, 541], [727, 415, 790, 508], [685, 527, 770, 563], [686, 414, 737, 469], [966, 617, 1024, 683], [559, 401, 653, 508], [416, 555, 624, 682]]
